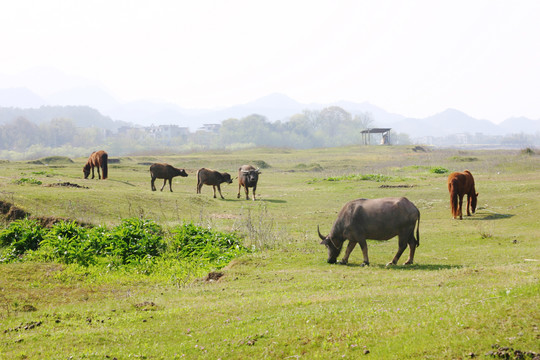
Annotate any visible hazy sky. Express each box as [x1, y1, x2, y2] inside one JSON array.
[[1, 0, 539, 123]]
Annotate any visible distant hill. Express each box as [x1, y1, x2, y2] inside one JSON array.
[[1, 85, 539, 137], [392, 109, 506, 137], [0, 105, 126, 130]]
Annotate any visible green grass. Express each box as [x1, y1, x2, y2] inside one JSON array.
[[0, 145, 539, 359]]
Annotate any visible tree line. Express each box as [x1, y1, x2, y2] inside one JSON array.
[[2, 106, 405, 160]]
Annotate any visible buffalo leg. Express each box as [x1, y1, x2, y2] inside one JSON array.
[[466, 195, 472, 216], [458, 195, 464, 220], [168, 178, 173, 192], [387, 234, 409, 266], [96, 166, 101, 179], [340, 241, 357, 265], [404, 236, 417, 265], [151, 177, 156, 191], [196, 182, 202, 194], [91, 166, 95, 179], [160, 179, 167, 191], [244, 186, 250, 200], [252, 186, 257, 201], [217, 185, 225, 199], [237, 184, 242, 199]]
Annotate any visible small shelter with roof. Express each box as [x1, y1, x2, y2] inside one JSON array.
[[361, 128, 392, 145]]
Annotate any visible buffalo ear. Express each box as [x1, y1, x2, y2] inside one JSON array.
[[476, 192, 479, 197]]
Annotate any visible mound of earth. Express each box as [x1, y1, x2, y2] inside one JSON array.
[[44, 182, 89, 189], [0, 200, 89, 227]]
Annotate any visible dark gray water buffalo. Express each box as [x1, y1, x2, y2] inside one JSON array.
[[237, 165, 260, 200], [196, 168, 233, 199], [318, 197, 420, 266], [150, 163, 188, 192]]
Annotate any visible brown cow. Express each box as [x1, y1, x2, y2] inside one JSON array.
[[318, 197, 420, 267], [150, 163, 188, 192], [237, 165, 260, 200], [196, 168, 233, 199], [447, 170, 478, 219], [83, 150, 108, 180]]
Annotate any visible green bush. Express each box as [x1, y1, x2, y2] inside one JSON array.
[[40, 221, 96, 266], [170, 223, 249, 268], [0, 219, 44, 262], [106, 218, 164, 264], [14, 177, 42, 185], [429, 166, 449, 174]]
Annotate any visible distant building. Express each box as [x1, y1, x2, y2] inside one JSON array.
[[145, 124, 189, 139], [199, 124, 221, 133], [361, 128, 392, 145]]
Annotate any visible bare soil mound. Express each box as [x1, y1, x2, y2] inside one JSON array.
[[44, 182, 89, 189]]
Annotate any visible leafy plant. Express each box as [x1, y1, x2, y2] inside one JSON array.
[[321, 173, 406, 182], [40, 221, 96, 266], [429, 166, 449, 174], [170, 223, 249, 268], [106, 218, 164, 264], [14, 177, 42, 185], [0, 219, 44, 262]]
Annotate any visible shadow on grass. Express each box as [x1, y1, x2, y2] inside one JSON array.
[[343, 263, 463, 271], [474, 212, 514, 221], [260, 199, 287, 204]]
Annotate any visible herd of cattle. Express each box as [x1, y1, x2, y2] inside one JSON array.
[[149, 163, 261, 200], [83, 150, 478, 267]]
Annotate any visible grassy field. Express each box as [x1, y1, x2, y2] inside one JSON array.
[[0, 145, 539, 359]]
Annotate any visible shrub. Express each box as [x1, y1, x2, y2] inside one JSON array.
[[40, 221, 96, 266], [14, 177, 42, 185], [0, 219, 44, 262], [429, 166, 449, 174], [170, 223, 249, 268], [521, 147, 536, 155], [106, 218, 164, 264]]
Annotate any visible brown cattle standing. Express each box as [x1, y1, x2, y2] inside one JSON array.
[[150, 163, 188, 192], [196, 168, 233, 199], [447, 170, 478, 219], [318, 197, 420, 267], [83, 150, 108, 179], [237, 165, 260, 200]]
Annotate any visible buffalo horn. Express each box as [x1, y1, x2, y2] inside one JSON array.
[[317, 225, 326, 241]]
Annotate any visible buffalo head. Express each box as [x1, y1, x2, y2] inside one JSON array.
[[241, 168, 260, 184], [175, 168, 188, 177], [318, 225, 342, 264], [471, 192, 478, 214], [222, 173, 233, 184], [83, 164, 91, 179]]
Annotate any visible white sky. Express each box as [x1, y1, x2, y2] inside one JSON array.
[[1, 0, 539, 123]]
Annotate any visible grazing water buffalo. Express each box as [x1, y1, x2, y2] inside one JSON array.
[[83, 150, 108, 180], [318, 197, 420, 266], [196, 168, 233, 199], [237, 165, 260, 200], [150, 163, 188, 192]]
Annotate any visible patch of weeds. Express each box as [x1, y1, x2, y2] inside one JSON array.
[[0, 219, 44, 262], [520, 147, 537, 155], [14, 178, 42, 185], [319, 174, 408, 182], [170, 222, 249, 268], [450, 156, 479, 162], [294, 163, 323, 172], [429, 167, 449, 174], [252, 160, 271, 169]]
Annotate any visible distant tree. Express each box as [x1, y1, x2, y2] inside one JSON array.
[[0, 117, 41, 150]]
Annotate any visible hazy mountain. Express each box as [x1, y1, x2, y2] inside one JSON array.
[[392, 109, 504, 137], [0, 105, 125, 130], [499, 116, 540, 134], [1, 82, 540, 137], [0, 88, 47, 108]]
